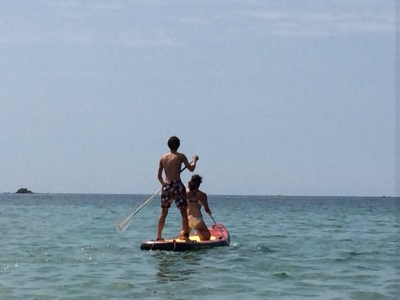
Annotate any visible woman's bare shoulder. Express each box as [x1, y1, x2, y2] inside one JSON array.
[[198, 190, 207, 198]]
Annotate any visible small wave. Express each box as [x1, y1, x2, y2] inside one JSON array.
[[347, 251, 364, 256], [355, 265, 378, 271], [145, 287, 157, 294], [338, 238, 353, 241], [113, 282, 134, 289], [224, 254, 251, 263], [343, 274, 378, 281], [273, 272, 291, 279], [385, 283, 400, 297], [328, 250, 381, 260], [300, 272, 339, 280], [321, 257, 351, 263], [231, 242, 240, 247], [346, 250, 380, 256], [81, 245, 99, 251], [323, 250, 380, 263], [255, 245, 276, 253], [350, 291, 390, 299], [266, 234, 287, 239]]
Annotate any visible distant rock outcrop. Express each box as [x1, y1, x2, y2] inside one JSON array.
[[16, 188, 33, 194]]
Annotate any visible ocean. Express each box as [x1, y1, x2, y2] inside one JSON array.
[[0, 194, 398, 300]]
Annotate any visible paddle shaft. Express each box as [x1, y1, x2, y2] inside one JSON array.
[[118, 187, 162, 229], [117, 161, 192, 232]]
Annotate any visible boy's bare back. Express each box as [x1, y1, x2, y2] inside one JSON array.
[[158, 151, 198, 185], [160, 152, 186, 181]]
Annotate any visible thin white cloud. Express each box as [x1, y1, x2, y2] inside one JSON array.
[[180, 16, 214, 27], [0, 0, 183, 48], [241, 10, 395, 37], [116, 33, 183, 48], [176, 1, 395, 38], [45, 0, 125, 11], [0, 0, 395, 48]]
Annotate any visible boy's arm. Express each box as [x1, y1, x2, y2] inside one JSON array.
[[157, 159, 164, 185], [182, 154, 198, 172]]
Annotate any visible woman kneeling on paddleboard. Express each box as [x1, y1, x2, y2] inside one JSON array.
[[180, 174, 212, 241]]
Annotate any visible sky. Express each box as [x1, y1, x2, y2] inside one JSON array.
[[0, 0, 397, 197]]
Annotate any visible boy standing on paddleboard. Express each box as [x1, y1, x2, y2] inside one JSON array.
[[157, 136, 199, 242]]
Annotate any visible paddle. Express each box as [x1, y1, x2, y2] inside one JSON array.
[[208, 212, 229, 246], [116, 162, 192, 233]]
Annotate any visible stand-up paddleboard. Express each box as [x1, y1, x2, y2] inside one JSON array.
[[140, 223, 230, 251]]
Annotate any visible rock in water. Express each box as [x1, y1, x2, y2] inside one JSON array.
[[16, 188, 33, 194]]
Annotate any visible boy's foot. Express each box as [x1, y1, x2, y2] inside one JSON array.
[[156, 238, 164, 241], [183, 232, 190, 241]]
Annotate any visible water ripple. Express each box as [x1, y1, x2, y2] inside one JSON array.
[[1, 194, 398, 300]]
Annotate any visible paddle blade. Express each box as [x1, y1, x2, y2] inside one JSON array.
[[116, 216, 130, 233]]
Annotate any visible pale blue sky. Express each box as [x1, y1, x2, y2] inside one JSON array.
[[0, 0, 397, 196]]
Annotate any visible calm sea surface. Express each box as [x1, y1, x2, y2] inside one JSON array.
[[0, 194, 398, 300]]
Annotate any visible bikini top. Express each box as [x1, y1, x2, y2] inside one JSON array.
[[187, 190, 202, 205]]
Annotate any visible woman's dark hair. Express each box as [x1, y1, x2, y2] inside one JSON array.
[[167, 136, 180, 150], [188, 174, 202, 190]]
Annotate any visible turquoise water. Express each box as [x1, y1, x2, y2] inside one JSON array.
[[0, 194, 398, 299]]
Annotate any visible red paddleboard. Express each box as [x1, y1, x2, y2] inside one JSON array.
[[140, 223, 230, 251]]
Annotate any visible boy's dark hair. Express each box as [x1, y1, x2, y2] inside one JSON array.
[[188, 174, 202, 190], [167, 136, 180, 150]]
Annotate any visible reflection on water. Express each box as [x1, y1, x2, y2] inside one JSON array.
[[152, 251, 203, 283]]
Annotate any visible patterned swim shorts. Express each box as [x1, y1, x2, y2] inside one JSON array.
[[161, 180, 187, 209]]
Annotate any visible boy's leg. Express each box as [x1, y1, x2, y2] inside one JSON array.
[[179, 223, 195, 238], [179, 207, 190, 241], [157, 207, 169, 240]]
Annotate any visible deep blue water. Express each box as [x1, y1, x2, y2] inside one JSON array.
[[0, 194, 399, 299]]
